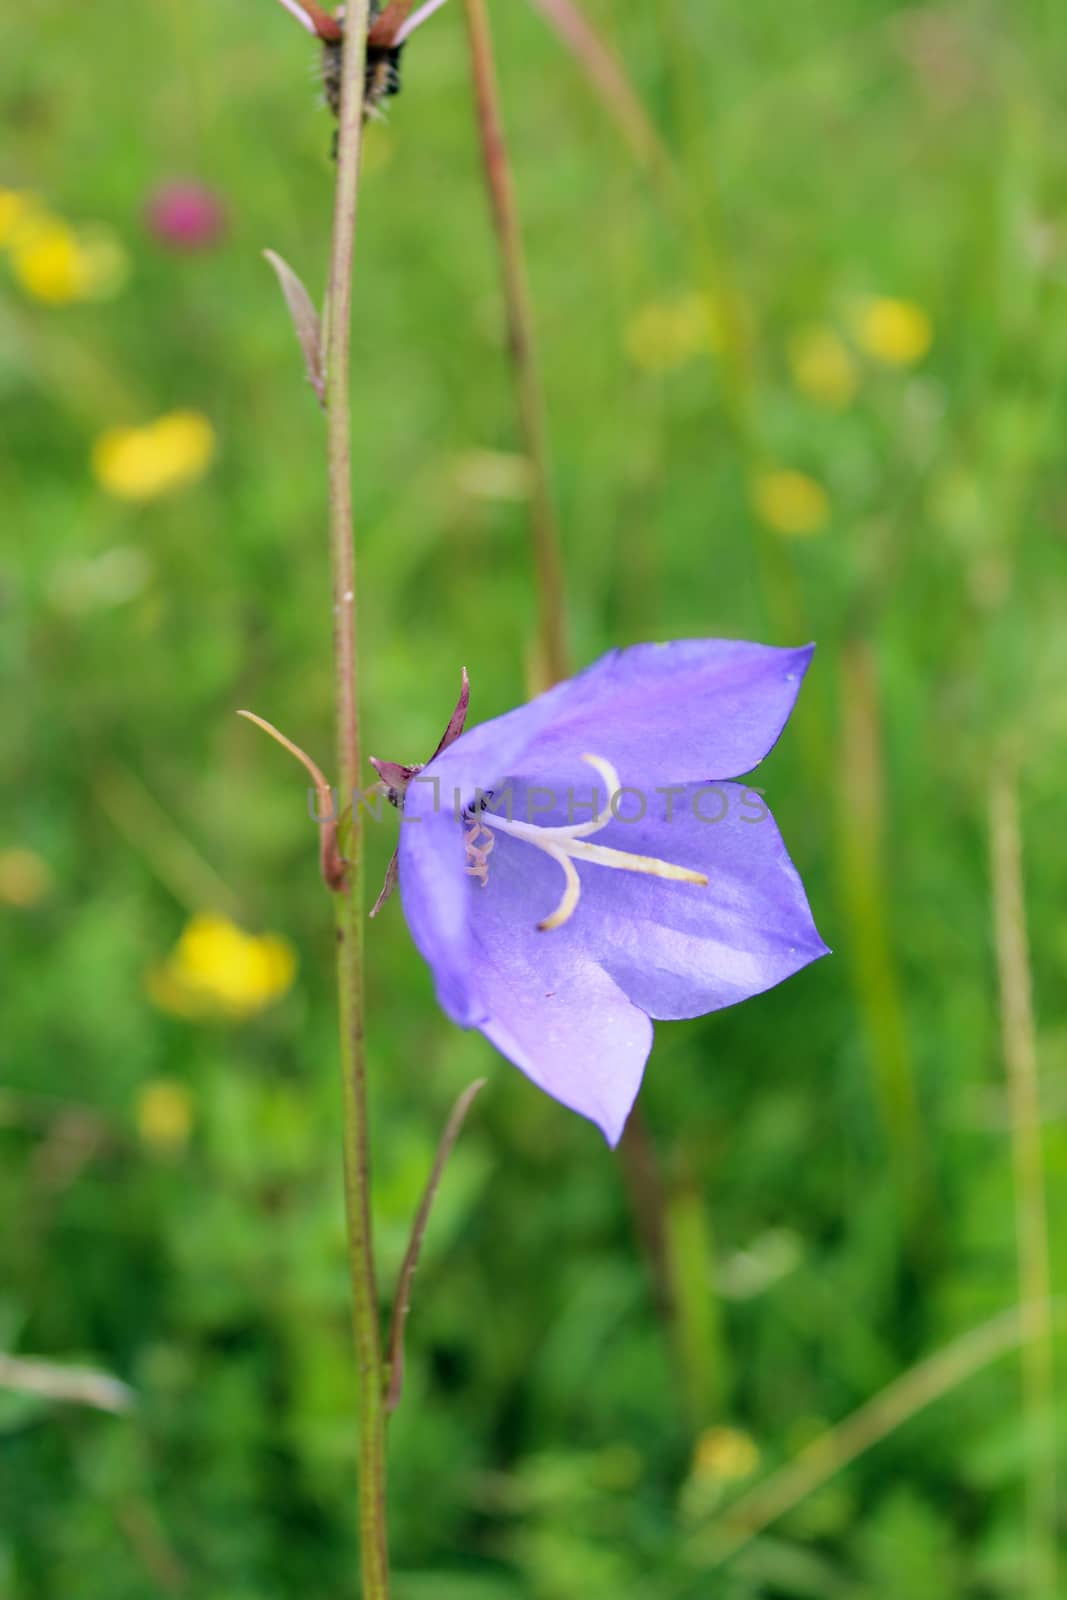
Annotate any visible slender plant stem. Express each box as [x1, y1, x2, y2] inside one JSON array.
[[529, 0, 810, 652], [989, 769, 1057, 1600], [324, 5, 391, 1594], [662, 1153, 725, 1428], [698, 1305, 1044, 1569], [94, 765, 243, 920], [835, 641, 928, 1218], [462, 0, 569, 688]]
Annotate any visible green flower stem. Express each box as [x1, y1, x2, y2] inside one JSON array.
[[324, 5, 390, 1594], [463, 0, 569, 689], [989, 770, 1057, 1600]]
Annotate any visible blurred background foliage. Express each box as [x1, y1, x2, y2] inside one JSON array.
[[2, 0, 1066, 1594]]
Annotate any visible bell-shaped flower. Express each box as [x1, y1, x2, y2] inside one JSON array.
[[377, 640, 828, 1145]]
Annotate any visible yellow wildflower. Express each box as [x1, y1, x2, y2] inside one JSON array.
[[854, 296, 933, 366], [10, 215, 84, 302], [92, 411, 216, 501], [148, 913, 296, 1020], [136, 1079, 194, 1154], [752, 468, 829, 536], [0, 848, 53, 908], [0, 188, 39, 247], [787, 325, 857, 410], [625, 291, 719, 374], [10, 213, 129, 304], [691, 1426, 761, 1484]]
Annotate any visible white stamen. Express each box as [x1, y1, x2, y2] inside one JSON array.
[[536, 845, 580, 931], [465, 752, 708, 931], [394, 0, 451, 44], [559, 838, 709, 883]]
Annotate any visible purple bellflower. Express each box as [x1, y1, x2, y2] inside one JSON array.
[[371, 640, 828, 1146]]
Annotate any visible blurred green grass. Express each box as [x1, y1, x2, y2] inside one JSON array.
[[2, 1, 1065, 1595]]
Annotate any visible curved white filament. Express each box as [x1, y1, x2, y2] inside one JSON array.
[[474, 753, 708, 931], [536, 845, 581, 932]]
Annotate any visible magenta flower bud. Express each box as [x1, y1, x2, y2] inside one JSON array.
[[145, 182, 226, 251]]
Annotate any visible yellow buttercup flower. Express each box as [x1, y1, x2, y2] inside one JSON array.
[[691, 1426, 761, 1484], [854, 296, 933, 366], [679, 1424, 761, 1524], [0, 188, 39, 247], [752, 468, 829, 536], [92, 411, 216, 501], [148, 913, 296, 1020], [625, 291, 720, 374], [136, 1079, 195, 1153], [788, 326, 857, 410], [10, 212, 130, 304], [0, 848, 53, 908], [10, 215, 85, 302]]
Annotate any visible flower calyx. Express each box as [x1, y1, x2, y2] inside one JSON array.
[[368, 667, 469, 917]]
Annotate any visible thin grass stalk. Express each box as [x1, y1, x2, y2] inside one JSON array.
[[989, 769, 1057, 1600], [654, 0, 814, 660], [94, 766, 243, 920], [696, 1306, 1040, 1569], [323, 4, 391, 1592], [527, 0, 829, 831], [835, 641, 927, 1211], [526, 0, 674, 178], [462, 0, 569, 689], [662, 1154, 726, 1426]]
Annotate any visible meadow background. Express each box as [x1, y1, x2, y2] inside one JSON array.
[[2, 0, 1065, 1595]]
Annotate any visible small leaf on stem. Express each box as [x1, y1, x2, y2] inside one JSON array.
[[263, 250, 326, 407], [385, 1078, 488, 1413], [237, 709, 347, 891]]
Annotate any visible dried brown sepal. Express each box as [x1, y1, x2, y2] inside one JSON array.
[[369, 0, 413, 45], [300, 0, 345, 41], [429, 665, 470, 759], [366, 671, 471, 913], [369, 847, 400, 917], [369, 757, 419, 798]]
